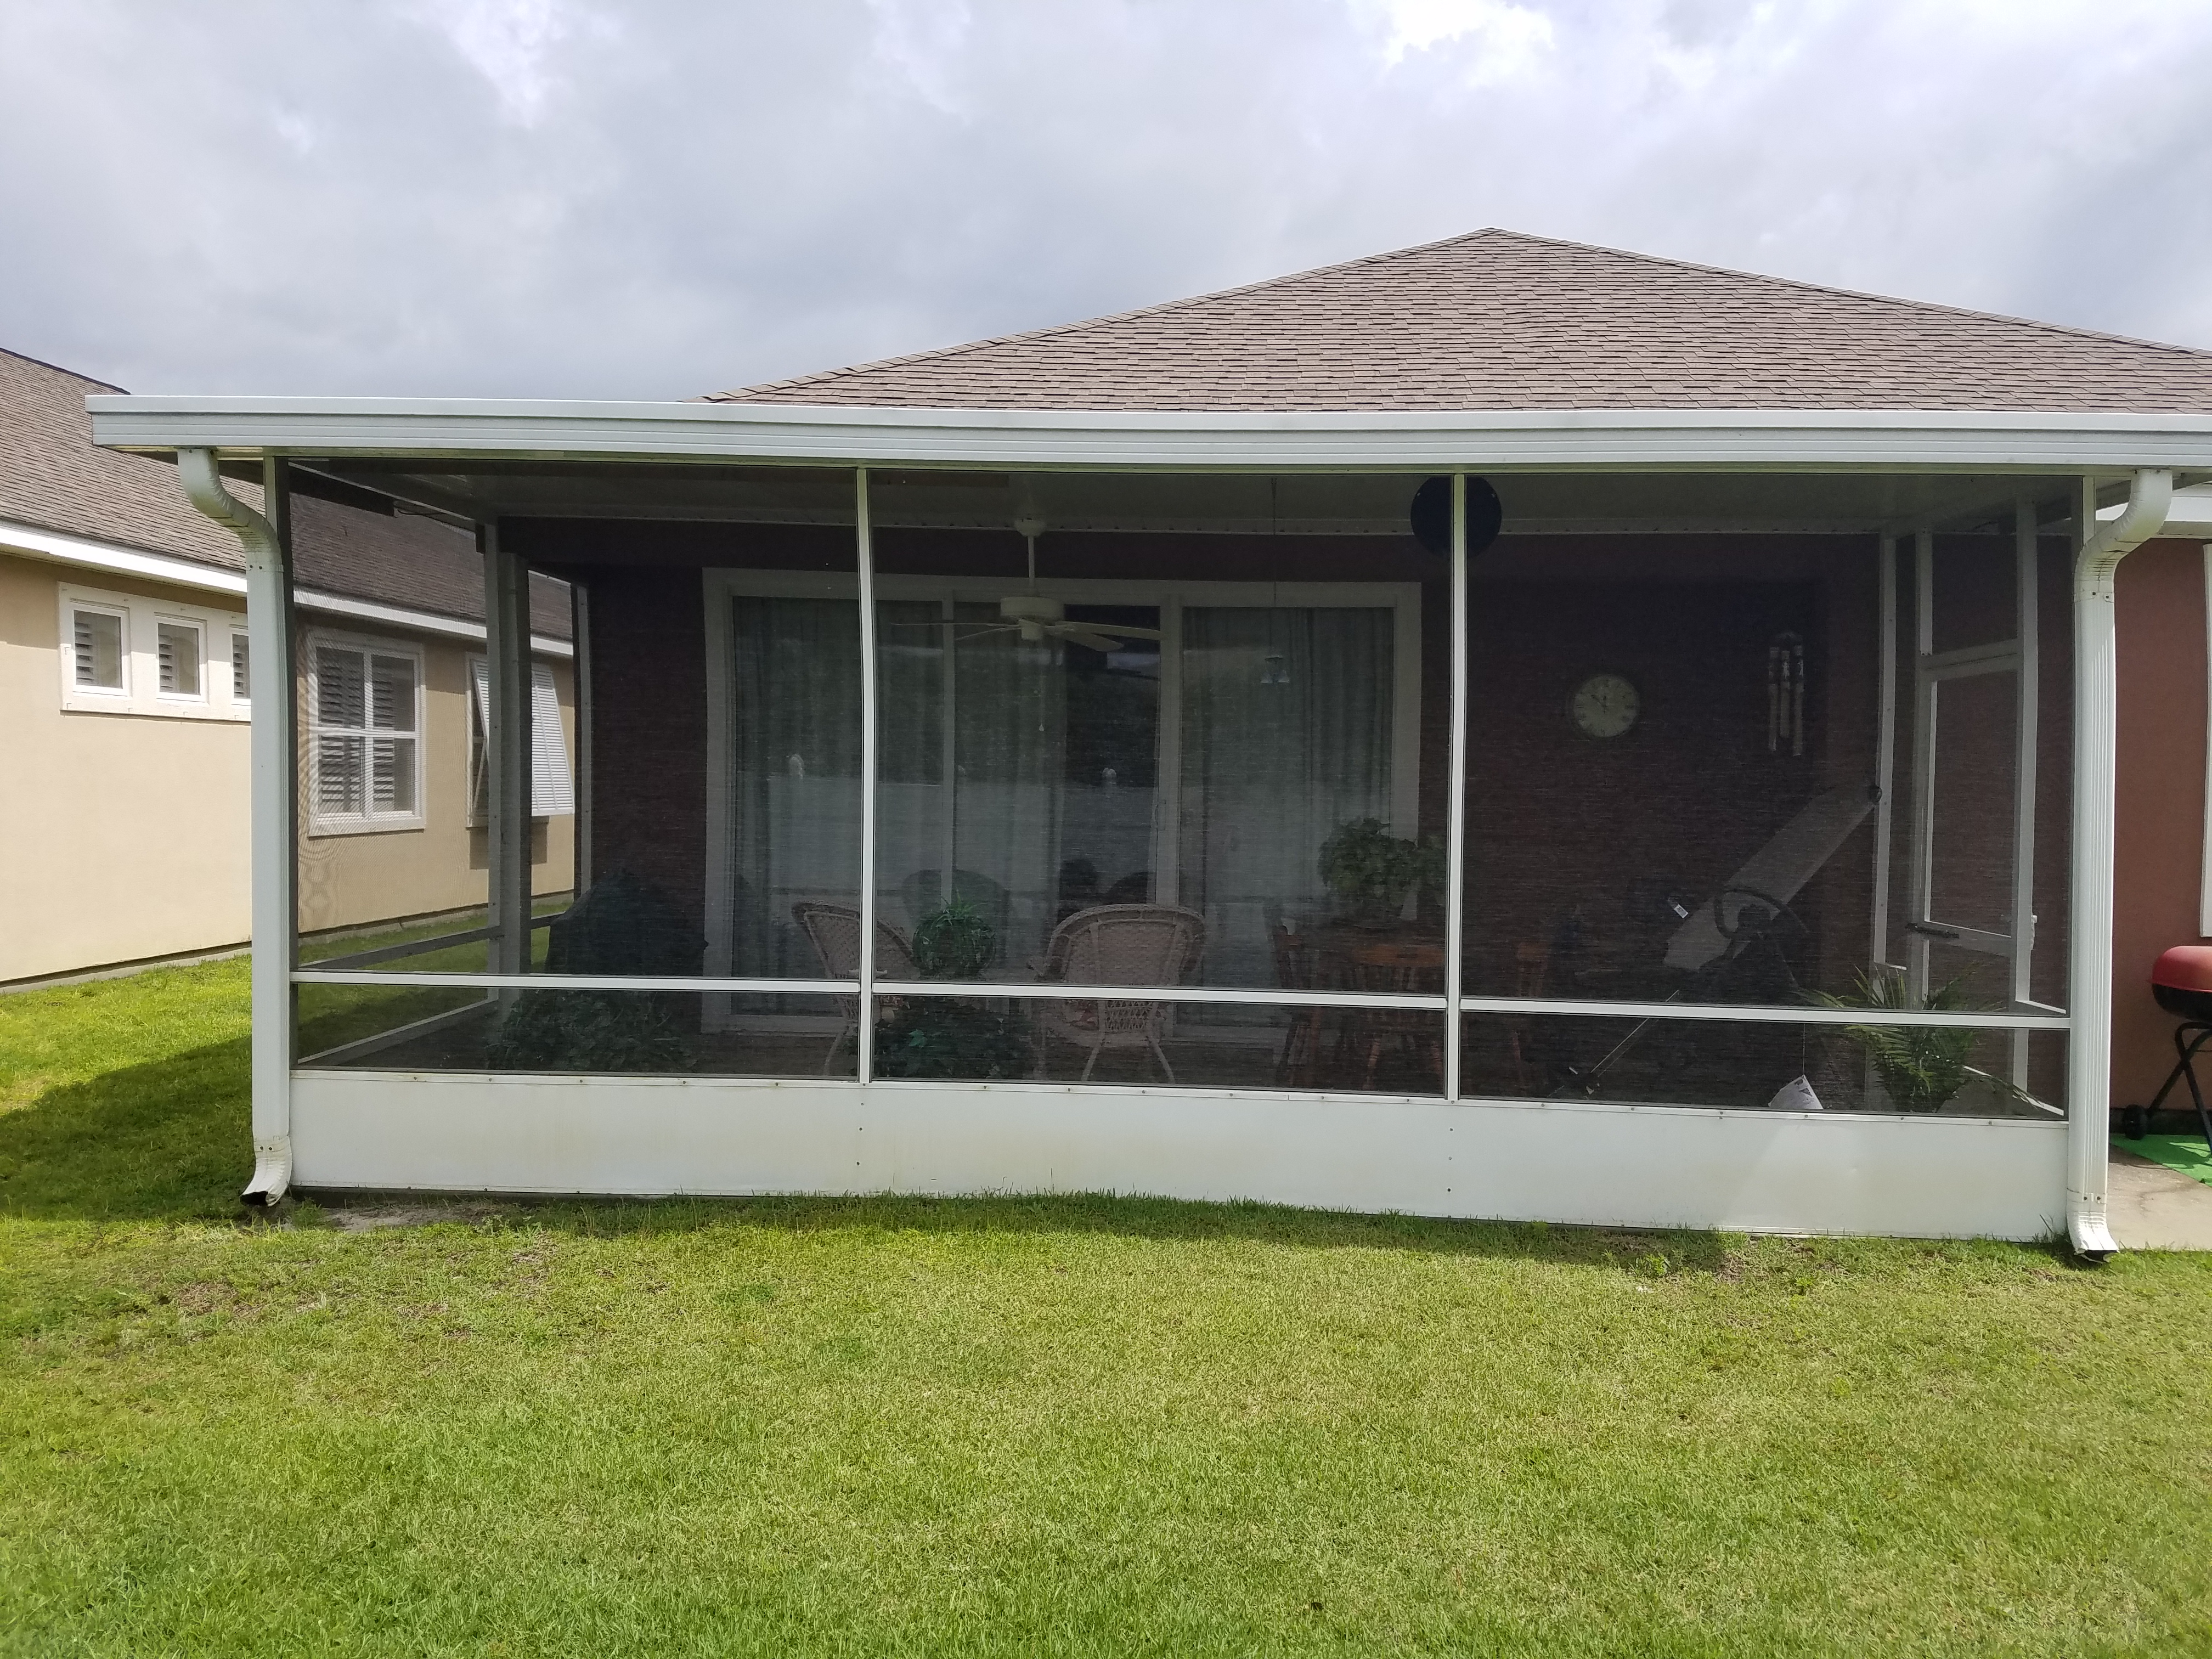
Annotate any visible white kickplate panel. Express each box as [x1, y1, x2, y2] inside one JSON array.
[[290, 1073, 2069, 1239]]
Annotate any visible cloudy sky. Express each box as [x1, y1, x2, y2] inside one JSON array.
[[2, 0, 2207, 400]]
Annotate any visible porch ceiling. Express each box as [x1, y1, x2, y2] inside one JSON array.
[[300, 458, 2102, 537]]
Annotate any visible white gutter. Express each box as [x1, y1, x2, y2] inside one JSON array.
[[178, 448, 292, 1207], [2067, 467, 2174, 1257], [88, 396, 2212, 474]]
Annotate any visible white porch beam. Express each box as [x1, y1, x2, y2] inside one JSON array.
[[87, 396, 2212, 476]]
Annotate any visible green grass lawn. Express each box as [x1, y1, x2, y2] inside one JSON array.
[[4, 964, 2212, 1655]]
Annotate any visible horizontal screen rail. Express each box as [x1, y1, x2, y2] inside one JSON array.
[[1454, 994, 2070, 1031], [285, 974, 2064, 1028], [293, 971, 860, 995], [872, 980, 1448, 1010], [297, 913, 556, 973]]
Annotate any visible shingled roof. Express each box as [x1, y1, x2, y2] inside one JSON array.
[[1, 346, 567, 636], [706, 228, 2212, 415]]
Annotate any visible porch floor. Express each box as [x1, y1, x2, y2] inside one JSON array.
[[2109, 1146, 2212, 1250]]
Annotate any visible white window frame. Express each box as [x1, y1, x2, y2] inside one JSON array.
[[465, 654, 575, 825], [154, 613, 209, 704], [306, 629, 427, 836], [58, 583, 249, 720]]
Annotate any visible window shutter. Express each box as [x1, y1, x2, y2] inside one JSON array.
[[157, 622, 201, 696], [317, 735, 364, 817], [469, 657, 491, 823], [232, 633, 251, 701], [316, 646, 365, 727], [530, 664, 574, 816], [72, 610, 123, 689]]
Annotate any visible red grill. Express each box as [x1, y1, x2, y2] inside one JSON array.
[[2121, 946, 2212, 1145]]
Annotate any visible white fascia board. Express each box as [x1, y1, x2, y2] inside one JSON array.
[[294, 588, 572, 659], [0, 514, 246, 594], [0, 513, 569, 658], [86, 395, 2212, 475]]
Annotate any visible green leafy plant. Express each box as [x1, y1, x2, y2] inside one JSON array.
[[485, 990, 691, 1073], [876, 1000, 1031, 1080], [1318, 818, 1446, 923], [912, 899, 996, 981], [1809, 968, 2033, 1114]]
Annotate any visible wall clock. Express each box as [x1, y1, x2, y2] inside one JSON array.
[[1570, 673, 1640, 738]]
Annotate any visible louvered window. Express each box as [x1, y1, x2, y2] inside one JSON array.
[[71, 607, 126, 691], [310, 638, 423, 830], [231, 633, 251, 702], [156, 620, 203, 697], [467, 657, 575, 821]]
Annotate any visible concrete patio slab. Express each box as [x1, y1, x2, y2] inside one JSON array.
[[2109, 1147, 2212, 1250]]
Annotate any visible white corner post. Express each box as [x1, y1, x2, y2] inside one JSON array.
[[482, 522, 532, 977], [855, 468, 879, 1082], [1443, 473, 1469, 1102], [179, 449, 295, 1205], [2067, 468, 2174, 1256]]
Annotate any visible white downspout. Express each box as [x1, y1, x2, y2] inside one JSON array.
[[179, 449, 294, 1205], [2067, 467, 2172, 1256]]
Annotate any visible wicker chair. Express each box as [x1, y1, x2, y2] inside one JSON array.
[[793, 902, 919, 1075], [1032, 903, 1205, 1084]]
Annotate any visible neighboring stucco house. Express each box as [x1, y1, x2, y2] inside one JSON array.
[[80, 229, 2212, 1251], [1, 347, 577, 984]]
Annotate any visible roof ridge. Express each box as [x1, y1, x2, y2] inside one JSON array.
[[702, 228, 1515, 400], [706, 226, 2212, 403], [0, 343, 127, 393], [1460, 229, 2212, 365]]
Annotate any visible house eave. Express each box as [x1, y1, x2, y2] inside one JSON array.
[[87, 394, 2212, 476]]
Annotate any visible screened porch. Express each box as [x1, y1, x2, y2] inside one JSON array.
[[292, 462, 2076, 1131]]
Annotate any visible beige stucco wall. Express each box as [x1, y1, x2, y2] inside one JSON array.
[[0, 551, 252, 980], [1, 550, 576, 981]]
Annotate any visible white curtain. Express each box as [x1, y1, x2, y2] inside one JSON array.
[[875, 601, 1070, 972], [727, 596, 865, 978], [1178, 607, 1393, 988]]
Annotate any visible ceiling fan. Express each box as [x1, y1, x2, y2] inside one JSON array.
[[894, 515, 1164, 654]]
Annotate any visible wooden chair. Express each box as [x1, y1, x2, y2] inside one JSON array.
[[1032, 903, 1205, 1083], [1341, 939, 1446, 1092], [792, 902, 919, 1075], [1508, 939, 1550, 1093]]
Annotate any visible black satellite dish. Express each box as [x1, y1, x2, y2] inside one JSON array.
[[1410, 476, 1502, 556]]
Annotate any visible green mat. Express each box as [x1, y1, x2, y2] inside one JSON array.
[[2120, 1133, 2212, 1187]]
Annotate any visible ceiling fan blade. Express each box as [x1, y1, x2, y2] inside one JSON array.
[[1056, 628, 1127, 653], [1094, 624, 1163, 642]]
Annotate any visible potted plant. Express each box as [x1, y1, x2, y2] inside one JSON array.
[[1809, 968, 2034, 1114], [877, 900, 1031, 1080], [1318, 818, 1446, 926]]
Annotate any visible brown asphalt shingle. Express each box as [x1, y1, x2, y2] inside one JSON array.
[[706, 228, 2212, 414], [1, 346, 567, 638]]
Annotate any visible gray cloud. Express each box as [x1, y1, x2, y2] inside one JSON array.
[[2, 0, 2205, 399]]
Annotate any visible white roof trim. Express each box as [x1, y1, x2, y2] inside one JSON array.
[[0, 515, 568, 657], [86, 394, 2212, 473], [295, 588, 572, 658], [0, 514, 246, 594]]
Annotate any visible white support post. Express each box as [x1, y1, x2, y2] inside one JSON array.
[[2010, 498, 2041, 1086], [2067, 470, 2175, 1256], [1443, 474, 1469, 1102], [482, 523, 532, 977], [177, 449, 294, 1204], [1870, 532, 1897, 971], [855, 469, 879, 1082]]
